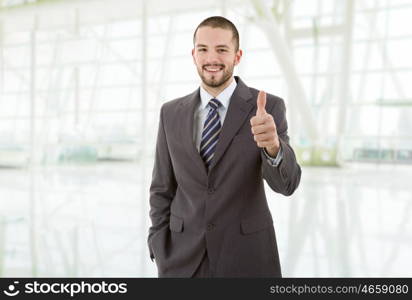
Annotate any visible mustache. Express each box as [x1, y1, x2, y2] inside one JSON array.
[[202, 64, 225, 68]]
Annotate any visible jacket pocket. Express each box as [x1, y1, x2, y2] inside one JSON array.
[[240, 211, 273, 235], [169, 214, 184, 232]]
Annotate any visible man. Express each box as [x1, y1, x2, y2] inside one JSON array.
[[147, 16, 301, 278]]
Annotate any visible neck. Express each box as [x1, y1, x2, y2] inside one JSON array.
[[202, 76, 234, 97]]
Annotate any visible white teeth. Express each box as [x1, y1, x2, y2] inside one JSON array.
[[205, 67, 221, 72]]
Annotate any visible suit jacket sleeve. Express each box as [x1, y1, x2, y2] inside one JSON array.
[[147, 105, 177, 260], [261, 98, 301, 196]]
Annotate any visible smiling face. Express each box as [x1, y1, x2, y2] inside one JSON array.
[[192, 26, 242, 93]]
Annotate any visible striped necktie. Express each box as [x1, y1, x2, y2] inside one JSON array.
[[200, 98, 222, 169]]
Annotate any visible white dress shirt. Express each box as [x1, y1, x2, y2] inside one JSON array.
[[194, 78, 237, 151]]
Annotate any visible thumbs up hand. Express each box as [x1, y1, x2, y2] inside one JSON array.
[[250, 91, 280, 157]]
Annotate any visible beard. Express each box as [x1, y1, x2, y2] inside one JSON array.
[[197, 61, 235, 88]]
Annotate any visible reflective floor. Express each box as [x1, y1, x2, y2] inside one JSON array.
[[0, 161, 411, 277]]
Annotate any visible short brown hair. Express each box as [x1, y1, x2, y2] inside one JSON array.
[[193, 16, 240, 51]]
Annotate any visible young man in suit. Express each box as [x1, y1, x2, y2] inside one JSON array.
[[147, 16, 301, 277]]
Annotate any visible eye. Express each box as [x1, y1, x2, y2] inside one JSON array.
[[198, 48, 206, 52]]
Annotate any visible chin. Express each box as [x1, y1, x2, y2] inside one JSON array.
[[204, 75, 231, 88], [205, 80, 224, 88]]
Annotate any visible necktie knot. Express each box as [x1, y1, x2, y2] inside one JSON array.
[[208, 98, 221, 111]]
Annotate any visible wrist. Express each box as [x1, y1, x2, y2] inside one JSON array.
[[265, 140, 280, 157]]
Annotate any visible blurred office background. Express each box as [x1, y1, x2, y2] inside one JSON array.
[[0, 0, 411, 277]]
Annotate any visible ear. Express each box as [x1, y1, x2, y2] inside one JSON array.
[[191, 48, 196, 63], [234, 49, 242, 66]]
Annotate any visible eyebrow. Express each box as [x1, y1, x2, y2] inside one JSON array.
[[196, 44, 230, 49]]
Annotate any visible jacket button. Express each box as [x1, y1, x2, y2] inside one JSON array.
[[207, 187, 215, 194], [207, 223, 216, 231]]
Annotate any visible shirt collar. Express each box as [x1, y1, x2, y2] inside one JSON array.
[[199, 77, 237, 110]]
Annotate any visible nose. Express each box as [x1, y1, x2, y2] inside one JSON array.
[[204, 51, 220, 65]]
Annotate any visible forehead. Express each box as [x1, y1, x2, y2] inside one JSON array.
[[194, 26, 234, 47]]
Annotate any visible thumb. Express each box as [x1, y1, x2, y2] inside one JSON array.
[[256, 90, 267, 116]]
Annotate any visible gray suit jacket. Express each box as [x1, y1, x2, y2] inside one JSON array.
[[148, 76, 301, 277]]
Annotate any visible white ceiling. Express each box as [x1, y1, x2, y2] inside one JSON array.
[[0, 0, 237, 33]]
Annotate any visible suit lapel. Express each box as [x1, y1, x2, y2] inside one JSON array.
[[209, 77, 254, 171], [179, 88, 208, 177]]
